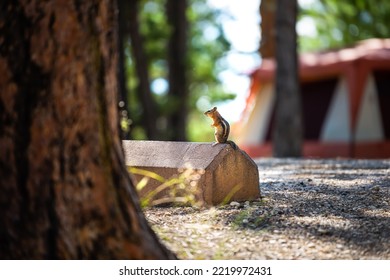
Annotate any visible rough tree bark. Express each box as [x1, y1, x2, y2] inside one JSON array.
[[167, 0, 188, 141], [273, 0, 303, 157], [0, 0, 175, 259]]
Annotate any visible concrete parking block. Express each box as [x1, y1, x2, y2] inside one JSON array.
[[122, 140, 260, 206]]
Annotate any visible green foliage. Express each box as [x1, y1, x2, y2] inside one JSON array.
[[119, 101, 132, 135], [187, 110, 213, 142], [299, 0, 390, 51], [126, 0, 235, 140]]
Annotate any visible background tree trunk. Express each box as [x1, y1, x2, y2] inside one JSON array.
[[0, 0, 175, 259], [127, 0, 159, 140], [167, 0, 188, 141], [259, 0, 277, 58], [117, 0, 130, 140], [273, 0, 303, 157]]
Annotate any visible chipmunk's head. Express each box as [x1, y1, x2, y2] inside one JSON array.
[[204, 107, 217, 117]]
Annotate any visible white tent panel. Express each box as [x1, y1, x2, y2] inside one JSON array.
[[320, 78, 351, 141], [241, 84, 275, 144], [355, 74, 384, 141]]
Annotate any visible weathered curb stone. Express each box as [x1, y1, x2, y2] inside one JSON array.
[[122, 140, 260, 206]]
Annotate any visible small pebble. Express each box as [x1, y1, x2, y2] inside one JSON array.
[[230, 201, 240, 207]]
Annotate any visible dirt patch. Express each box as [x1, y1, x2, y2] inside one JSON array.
[[144, 158, 390, 259]]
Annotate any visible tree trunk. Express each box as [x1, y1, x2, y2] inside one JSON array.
[[117, 0, 130, 140], [259, 0, 277, 58], [127, 0, 159, 140], [273, 0, 303, 157], [0, 0, 175, 259], [167, 0, 188, 141]]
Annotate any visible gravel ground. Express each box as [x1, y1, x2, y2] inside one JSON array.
[[144, 158, 390, 259]]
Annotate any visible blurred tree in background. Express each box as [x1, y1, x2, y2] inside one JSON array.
[[259, 0, 276, 58], [166, 0, 189, 141], [273, 0, 302, 157], [121, 0, 159, 140], [259, 0, 302, 157], [299, 0, 390, 51], [120, 0, 235, 141]]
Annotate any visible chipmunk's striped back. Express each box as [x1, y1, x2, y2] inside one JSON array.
[[216, 115, 230, 143]]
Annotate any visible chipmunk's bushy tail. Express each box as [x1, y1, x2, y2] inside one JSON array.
[[227, 140, 238, 150]]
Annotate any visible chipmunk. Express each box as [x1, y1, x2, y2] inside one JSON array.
[[204, 107, 238, 150]]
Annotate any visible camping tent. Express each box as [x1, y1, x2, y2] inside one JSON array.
[[235, 39, 390, 158]]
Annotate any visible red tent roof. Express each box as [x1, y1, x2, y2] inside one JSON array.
[[246, 38, 390, 129]]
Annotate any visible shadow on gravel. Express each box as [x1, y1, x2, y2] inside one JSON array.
[[227, 159, 390, 256]]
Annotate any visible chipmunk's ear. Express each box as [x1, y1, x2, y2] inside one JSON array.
[[213, 106, 217, 111]]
